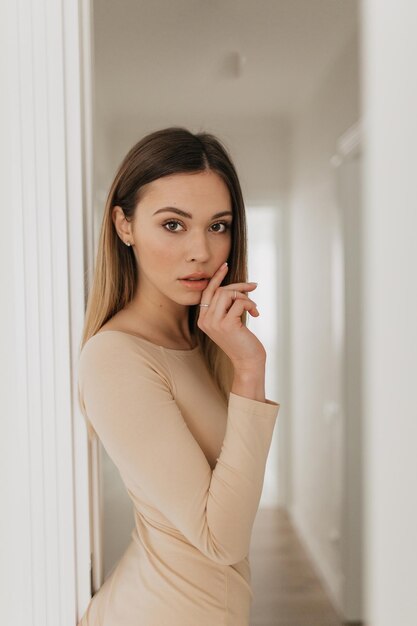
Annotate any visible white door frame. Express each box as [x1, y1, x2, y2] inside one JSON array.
[[3, 0, 95, 623]]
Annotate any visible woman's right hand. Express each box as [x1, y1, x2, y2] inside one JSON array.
[[197, 262, 267, 371]]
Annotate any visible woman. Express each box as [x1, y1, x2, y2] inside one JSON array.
[[77, 127, 280, 625]]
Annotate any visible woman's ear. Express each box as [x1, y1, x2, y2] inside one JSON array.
[[112, 205, 133, 245]]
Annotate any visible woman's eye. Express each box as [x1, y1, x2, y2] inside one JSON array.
[[163, 220, 183, 232], [211, 222, 230, 233], [162, 220, 232, 233]]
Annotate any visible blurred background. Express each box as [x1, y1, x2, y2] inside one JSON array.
[[1, 1, 416, 625]]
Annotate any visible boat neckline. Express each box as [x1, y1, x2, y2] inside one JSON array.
[[93, 329, 200, 354]]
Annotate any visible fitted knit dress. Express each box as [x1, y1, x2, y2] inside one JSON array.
[[77, 329, 280, 626]]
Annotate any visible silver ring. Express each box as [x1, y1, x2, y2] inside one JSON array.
[[199, 303, 209, 307]]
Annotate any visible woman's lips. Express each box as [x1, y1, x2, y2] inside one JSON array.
[[179, 278, 209, 290]]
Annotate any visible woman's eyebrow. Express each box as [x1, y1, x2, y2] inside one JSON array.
[[153, 207, 233, 219]]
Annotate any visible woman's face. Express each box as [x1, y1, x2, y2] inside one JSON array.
[[127, 169, 233, 306]]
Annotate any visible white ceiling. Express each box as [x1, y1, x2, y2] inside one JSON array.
[[94, 0, 358, 123]]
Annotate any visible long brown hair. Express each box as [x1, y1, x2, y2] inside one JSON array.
[[80, 126, 248, 404]]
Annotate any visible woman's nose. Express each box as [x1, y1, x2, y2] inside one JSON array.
[[186, 232, 211, 262]]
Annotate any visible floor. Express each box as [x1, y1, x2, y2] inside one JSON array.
[[249, 507, 346, 626]]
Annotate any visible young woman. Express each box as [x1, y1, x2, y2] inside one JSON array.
[[77, 127, 280, 626]]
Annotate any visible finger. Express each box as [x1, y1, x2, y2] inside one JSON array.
[[212, 285, 257, 307], [223, 297, 259, 322], [208, 286, 248, 309], [204, 264, 258, 300], [223, 282, 258, 293], [197, 263, 227, 315], [198, 263, 229, 314], [211, 292, 255, 324], [210, 290, 257, 323]]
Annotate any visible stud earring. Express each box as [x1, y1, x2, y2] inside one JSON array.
[[126, 241, 131, 247]]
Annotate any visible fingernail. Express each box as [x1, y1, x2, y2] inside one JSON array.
[[222, 262, 228, 269], [250, 281, 258, 285]]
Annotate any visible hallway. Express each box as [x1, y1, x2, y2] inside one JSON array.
[[250, 508, 348, 626]]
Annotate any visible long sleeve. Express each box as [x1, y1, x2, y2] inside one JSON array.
[[78, 333, 279, 566]]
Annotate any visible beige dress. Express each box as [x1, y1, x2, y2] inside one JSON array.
[[77, 330, 279, 626]]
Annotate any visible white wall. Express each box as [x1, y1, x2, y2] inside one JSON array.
[[361, 1, 417, 624], [288, 29, 360, 615], [94, 114, 290, 206], [0, 4, 21, 619], [0, 1, 94, 623]]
